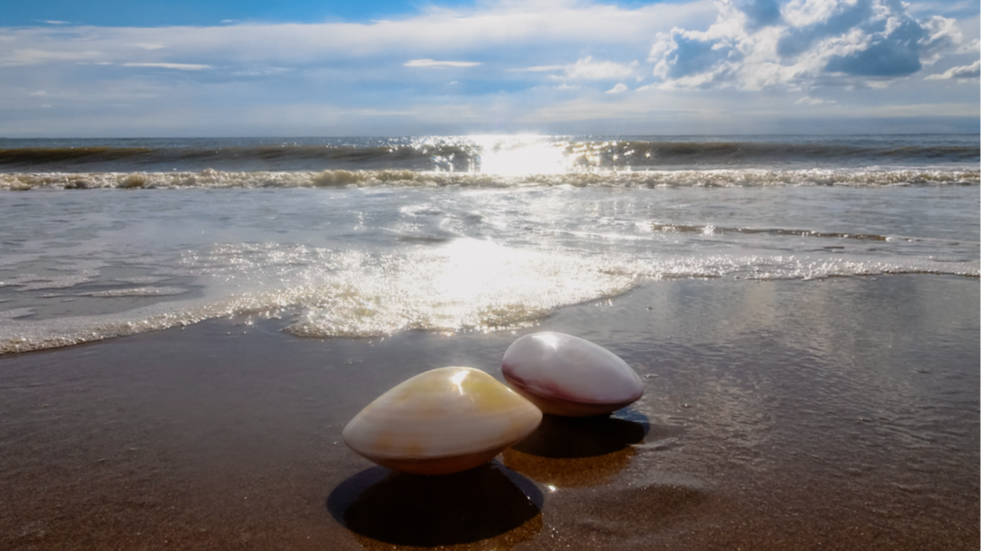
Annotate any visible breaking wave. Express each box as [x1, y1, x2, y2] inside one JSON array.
[[1, 242, 977, 355], [2, 167, 978, 191]]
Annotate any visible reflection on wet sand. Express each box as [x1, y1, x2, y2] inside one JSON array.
[[512, 411, 649, 458], [503, 447, 635, 489], [503, 411, 651, 488], [327, 463, 543, 550]]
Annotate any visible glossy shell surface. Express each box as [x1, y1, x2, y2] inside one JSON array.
[[502, 331, 644, 417], [343, 366, 542, 475]]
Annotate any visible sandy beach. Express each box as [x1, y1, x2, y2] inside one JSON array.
[[1, 275, 977, 550]]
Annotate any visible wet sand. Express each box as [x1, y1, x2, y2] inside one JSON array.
[[1, 276, 978, 550]]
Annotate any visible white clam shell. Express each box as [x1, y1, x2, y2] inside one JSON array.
[[502, 331, 644, 417], [343, 366, 542, 475]]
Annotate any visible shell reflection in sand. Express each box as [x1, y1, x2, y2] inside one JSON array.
[[502, 446, 636, 489], [502, 412, 649, 488], [327, 463, 543, 550]]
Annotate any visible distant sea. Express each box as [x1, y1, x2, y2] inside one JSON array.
[[0, 134, 977, 353]]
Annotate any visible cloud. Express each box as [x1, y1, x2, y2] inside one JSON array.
[[647, 0, 969, 90], [122, 62, 212, 71], [963, 38, 981, 54], [520, 64, 568, 72], [517, 56, 639, 81], [795, 95, 834, 104], [917, 15, 968, 63], [563, 57, 638, 80], [0, 1, 713, 68], [926, 58, 981, 79], [404, 59, 482, 68], [606, 83, 629, 93], [3, 48, 104, 66]]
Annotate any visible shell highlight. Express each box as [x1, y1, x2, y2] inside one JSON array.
[[502, 331, 644, 417], [343, 367, 542, 475]]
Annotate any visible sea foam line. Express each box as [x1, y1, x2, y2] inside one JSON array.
[[1, 168, 978, 191], [1, 250, 976, 355]]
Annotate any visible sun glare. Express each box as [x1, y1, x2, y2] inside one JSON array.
[[469, 134, 570, 176]]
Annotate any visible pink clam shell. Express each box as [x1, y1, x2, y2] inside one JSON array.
[[502, 332, 644, 417]]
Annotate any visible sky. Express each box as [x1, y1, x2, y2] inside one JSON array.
[[1, 0, 978, 136]]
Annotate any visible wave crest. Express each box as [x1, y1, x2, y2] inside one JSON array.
[[2, 168, 978, 191]]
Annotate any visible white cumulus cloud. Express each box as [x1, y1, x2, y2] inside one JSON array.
[[647, 0, 970, 90], [925, 58, 981, 79]]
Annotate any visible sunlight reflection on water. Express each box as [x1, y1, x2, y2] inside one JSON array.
[[468, 135, 571, 175]]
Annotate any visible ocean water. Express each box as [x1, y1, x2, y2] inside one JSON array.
[[0, 134, 978, 354]]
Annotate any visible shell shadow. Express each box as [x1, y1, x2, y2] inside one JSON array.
[[327, 462, 544, 548], [510, 409, 650, 459]]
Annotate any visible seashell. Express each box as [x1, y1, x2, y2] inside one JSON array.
[[502, 331, 644, 417], [343, 367, 542, 475]]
